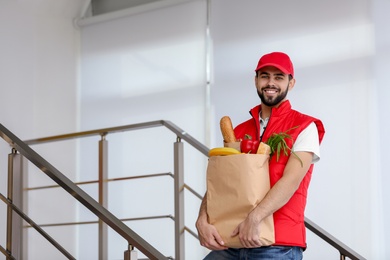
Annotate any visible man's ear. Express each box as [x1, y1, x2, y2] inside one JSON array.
[[254, 75, 259, 86], [288, 78, 296, 90]]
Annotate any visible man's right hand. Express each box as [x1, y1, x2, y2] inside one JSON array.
[[196, 217, 228, 251]]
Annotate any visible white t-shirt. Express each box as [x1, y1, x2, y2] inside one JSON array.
[[293, 122, 320, 163], [260, 119, 320, 164]]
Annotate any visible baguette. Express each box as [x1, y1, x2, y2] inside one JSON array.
[[256, 142, 271, 155], [220, 116, 236, 143]]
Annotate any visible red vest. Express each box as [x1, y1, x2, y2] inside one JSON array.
[[234, 100, 325, 248]]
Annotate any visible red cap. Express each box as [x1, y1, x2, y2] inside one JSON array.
[[255, 52, 294, 77]]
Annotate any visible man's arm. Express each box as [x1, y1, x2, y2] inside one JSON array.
[[196, 193, 228, 250], [231, 151, 314, 248]]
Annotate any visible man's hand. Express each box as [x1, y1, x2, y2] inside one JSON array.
[[196, 217, 228, 250], [232, 151, 314, 248], [196, 194, 228, 251], [231, 212, 263, 248]]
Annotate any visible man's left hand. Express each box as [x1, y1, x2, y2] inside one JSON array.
[[231, 213, 263, 248]]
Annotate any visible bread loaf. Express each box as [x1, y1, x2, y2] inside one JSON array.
[[220, 116, 236, 143], [256, 142, 271, 155]]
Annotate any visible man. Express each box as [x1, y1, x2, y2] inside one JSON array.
[[196, 52, 325, 259]]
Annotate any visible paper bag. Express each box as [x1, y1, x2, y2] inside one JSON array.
[[224, 141, 241, 152], [206, 153, 275, 248]]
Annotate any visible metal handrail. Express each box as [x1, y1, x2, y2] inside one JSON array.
[[26, 172, 174, 191], [0, 244, 16, 260], [2, 120, 366, 259], [305, 218, 366, 260], [24, 120, 209, 157], [0, 193, 76, 260], [0, 123, 167, 260]]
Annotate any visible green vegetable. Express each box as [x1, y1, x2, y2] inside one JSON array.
[[244, 134, 252, 140], [266, 126, 303, 167]]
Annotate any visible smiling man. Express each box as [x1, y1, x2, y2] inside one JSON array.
[[196, 52, 325, 259]]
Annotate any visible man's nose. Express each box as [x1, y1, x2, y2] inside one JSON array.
[[267, 79, 276, 87]]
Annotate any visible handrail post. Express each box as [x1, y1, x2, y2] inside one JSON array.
[[98, 133, 108, 260], [124, 244, 138, 260], [6, 149, 24, 260], [174, 137, 185, 260]]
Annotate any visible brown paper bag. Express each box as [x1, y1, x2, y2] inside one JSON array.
[[224, 141, 241, 152], [206, 153, 275, 248]]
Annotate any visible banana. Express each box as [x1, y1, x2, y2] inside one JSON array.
[[208, 147, 241, 157]]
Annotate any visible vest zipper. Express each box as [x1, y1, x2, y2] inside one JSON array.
[[260, 109, 272, 142]]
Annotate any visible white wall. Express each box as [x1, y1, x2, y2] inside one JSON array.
[[372, 0, 390, 258], [1, 0, 389, 259], [0, 0, 87, 259]]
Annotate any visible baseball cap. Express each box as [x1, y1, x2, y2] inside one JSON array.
[[255, 52, 294, 77]]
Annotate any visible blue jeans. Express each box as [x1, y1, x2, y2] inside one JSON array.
[[203, 246, 303, 260]]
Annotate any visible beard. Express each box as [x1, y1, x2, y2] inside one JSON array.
[[257, 85, 289, 107]]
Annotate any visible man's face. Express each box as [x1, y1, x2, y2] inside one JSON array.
[[255, 66, 295, 107]]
